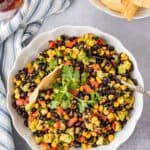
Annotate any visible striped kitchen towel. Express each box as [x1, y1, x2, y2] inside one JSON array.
[[0, 0, 72, 149]]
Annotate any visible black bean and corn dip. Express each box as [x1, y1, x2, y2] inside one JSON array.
[[12, 34, 137, 150]]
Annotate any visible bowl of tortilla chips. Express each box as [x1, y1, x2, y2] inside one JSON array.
[[89, 0, 150, 21]]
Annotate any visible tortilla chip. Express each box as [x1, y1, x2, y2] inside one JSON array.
[[122, 0, 139, 21], [134, 0, 150, 8]]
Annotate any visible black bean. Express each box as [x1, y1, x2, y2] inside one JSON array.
[[39, 64, 46, 70], [82, 127, 88, 132], [12, 101, 17, 109], [88, 137, 94, 143], [30, 82, 36, 88], [103, 133, 108, 138], [108, 45, 114, 51], [103, 78, 110, 85], [91, 45, 99, 51], [85, 67, 93, 73], [17, 108, 22, 115], [109, 129, 115, 134], [51, 112, 59, 119], [31, 108, 37, 113], [40, 52, 48, 57], [65, 108, 71, 114], [61, 35, 67, 40], [24, 119, 28, 127], [69, 36, 77, 41], [77, 92, 83, 98], [39, 115, 47, 121], [74, 141, 81, 148], [58, 41, 64, 47], [30, 86, 35, 92], [15, 74, 20, 80], [77, 112, 82, 118], [132, 78, 138, 85], [20, 92, 27, 99], [92, 143, 97, 147], [22, 112, 28, 119], [85, 108, 90, 114], [57, 130, 62, 134], [33, 131, 44, 137], [75, 121, 82, 127]]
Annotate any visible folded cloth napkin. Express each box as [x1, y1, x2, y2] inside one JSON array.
[[0, 0, 72, 149]]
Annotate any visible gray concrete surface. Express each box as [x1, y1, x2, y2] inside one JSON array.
[[14, 0, 150, 149]]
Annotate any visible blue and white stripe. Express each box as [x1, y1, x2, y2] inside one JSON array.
[[0, 0, 72, 149]]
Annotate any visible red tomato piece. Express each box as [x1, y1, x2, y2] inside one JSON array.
[[67, 117, 78, 127], [48, 41, 56, 49], [49, 147, 58, 150], [69, 89, 79, 96], [40, 143, 49, 150], [78, 136, 85, 143], [83, 84, 92, 94], [97, 38, 104, 45], [57, 107, 64, 116], [56, 121, 61, 129], [16, 99, 25, 106], [32, 111, 40, 117], [65, 40, 74, 48]]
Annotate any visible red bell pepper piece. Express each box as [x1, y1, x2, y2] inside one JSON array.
[[67, 117, 78, 127], [48, 41, 56, 49]]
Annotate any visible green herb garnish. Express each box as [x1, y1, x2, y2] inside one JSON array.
[[81, 72, 89, 85], [62, 66, 80, 89], [47, 58, 58, 71]]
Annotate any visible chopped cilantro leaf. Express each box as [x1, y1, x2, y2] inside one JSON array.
[[47, 58, 57, 71], [81, 72, 89, 85], [62, 66, 80, 89]]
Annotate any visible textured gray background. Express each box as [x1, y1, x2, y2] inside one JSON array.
[[14, 0, 150, 149]]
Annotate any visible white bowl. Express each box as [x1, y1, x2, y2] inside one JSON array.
[[7, 25, 144, 150], [89, 0, 150, 19]]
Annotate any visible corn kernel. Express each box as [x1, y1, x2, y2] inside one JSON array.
[[99, 105, 104, 112], [84, 95, 89, 100], [96, 76, 102, 84], [120, 85, 127, 90], [41, 109, 48, 115], [34, 78, 41, 84], [94, 104, 99, 109], [47, 112, 51, 119], [15, 93, 20, 99], [114, 102, 119, 107], [34, 103, 39, 109], [91, 131, 97, 137], [36, 124, 43, 130], [47, 50, 56, 57], [107, 113, 115, 121], [108, 134, 115, 142], [118, 97, 124, 104], [108, 94, 114, 100], [26, 63, 32, 69], [34, 136, 42, 144], [64, 114, 69, 120], [103, 108, 109, 115]]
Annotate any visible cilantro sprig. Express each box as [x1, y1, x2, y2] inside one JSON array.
[[62, 66, 80, 89], [75, 92, 102, 113], [48, 66, 80, 109], [48, 65, 101, 111]]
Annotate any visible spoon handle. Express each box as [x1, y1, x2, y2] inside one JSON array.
[[121, 80, 150, 97]]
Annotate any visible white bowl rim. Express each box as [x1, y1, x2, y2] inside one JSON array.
[[89, 0, 150, 19], [7, 25, 144, 150]]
